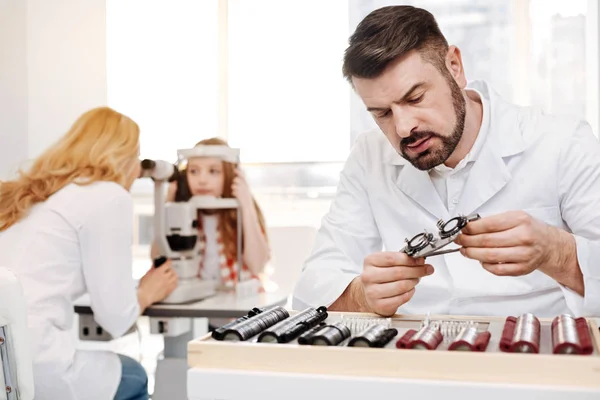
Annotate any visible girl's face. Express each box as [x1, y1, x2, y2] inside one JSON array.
[[186, 157, 225, 197]]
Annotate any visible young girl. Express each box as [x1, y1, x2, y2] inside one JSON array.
[[152, 137, 270, 289]]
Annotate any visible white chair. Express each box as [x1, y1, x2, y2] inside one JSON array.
[[264, 226, 317, 300], [0, 268, 34, 400]]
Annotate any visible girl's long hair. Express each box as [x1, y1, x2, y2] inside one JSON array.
[[0, 106, 140, 231], [174, 137, 268, 261]]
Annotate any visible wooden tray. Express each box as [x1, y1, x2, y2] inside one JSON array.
[[187, 310, 600, 389]]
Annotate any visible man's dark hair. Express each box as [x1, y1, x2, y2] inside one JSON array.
[[342, 6, 449, 82]]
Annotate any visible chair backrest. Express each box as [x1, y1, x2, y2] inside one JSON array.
[[0, 268, 34, 400], [265, 225, 317, 295]]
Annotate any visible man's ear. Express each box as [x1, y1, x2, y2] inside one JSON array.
[[445, 45, 467, 88]]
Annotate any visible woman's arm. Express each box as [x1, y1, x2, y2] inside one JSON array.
[[79, 183, 141, 337], [137, 287, 153, 313]]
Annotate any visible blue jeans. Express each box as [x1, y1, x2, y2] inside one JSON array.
[[114, 354, 149, 400]]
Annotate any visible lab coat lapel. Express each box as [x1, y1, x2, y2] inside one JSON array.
[[454, 80, 528, 216], [395, 165, 449, 221], [453, 142, 511, 216]]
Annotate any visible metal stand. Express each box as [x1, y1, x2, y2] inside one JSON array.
[[0, 326, 18, 400], [152, 318, 208, 400]]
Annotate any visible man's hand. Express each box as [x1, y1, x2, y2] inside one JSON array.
[[360, 252, 434, 316], [455, 211, 583, 294]]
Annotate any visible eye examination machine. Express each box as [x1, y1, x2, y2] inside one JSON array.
[[140, 144, 261, 304], [142, 146, 237, 300], [137, 145, 259, 341]]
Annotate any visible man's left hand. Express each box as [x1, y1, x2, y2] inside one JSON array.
[[454, 210, 567, 277]]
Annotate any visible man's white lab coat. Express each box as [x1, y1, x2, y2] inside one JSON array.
[[292, 80, 600, 318]]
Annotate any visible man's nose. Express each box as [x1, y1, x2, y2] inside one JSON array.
[[392, 105, 417, 139]]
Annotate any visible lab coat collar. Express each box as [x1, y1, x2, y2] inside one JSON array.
[[386, 80, 528, 219]]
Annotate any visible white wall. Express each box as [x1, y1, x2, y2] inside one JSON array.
[[0, 0, 28, 180], [105, 0, 220, 164], [0, 0, 107, 180]]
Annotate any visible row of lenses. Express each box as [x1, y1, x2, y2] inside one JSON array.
[[213, 308, 595, 355]]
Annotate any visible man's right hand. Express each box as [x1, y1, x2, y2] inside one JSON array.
[[359, 252, 434, 316]]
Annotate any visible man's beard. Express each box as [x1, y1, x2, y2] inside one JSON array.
[[399, 77, 466, 171]]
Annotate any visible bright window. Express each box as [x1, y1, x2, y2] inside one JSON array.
[[106, 0, 599, 234], [106, 0, 220, 164], [227, 0, 351, 163]]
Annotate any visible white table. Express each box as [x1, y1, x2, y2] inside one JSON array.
[[73, 289, 289, 320], [73, 289, 288, 400]]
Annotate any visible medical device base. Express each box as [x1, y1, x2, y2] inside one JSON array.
[[159, 279, 218, 304], [235, 279, 263, 299]]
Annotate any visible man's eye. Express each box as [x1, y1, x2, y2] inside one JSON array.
[[408, 95, 424, 104], [376, 110, 391, 118]]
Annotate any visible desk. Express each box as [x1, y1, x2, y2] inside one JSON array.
[[74, 289, 289, 319], [73, 289, 288, 400]]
